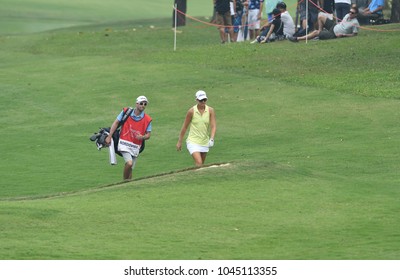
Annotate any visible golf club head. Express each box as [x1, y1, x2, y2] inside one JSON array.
[[90, 133, 100, 141], [98, 133, 107, 145]]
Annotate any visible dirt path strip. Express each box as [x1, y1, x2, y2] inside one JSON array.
[[1, 162, 232, 202]]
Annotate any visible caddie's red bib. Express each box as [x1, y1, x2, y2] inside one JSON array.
[[118, 112, 151, 156]]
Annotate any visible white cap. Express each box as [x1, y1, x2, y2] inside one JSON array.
[[136, 95, 148, 103], [195, 90, 207, 100]]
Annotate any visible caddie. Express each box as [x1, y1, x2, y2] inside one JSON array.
[[105, 96, 152, 181]]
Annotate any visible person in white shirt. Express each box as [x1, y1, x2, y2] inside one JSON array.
[[276, 2, 295, 37], [247, 0, 264, 40], [288, 6, 360, 42]]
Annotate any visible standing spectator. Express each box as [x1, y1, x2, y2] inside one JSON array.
[[176, 90, 217, 167], [318, 0, 335, 25], [322, 0, 335, 14], [215, 0, 236, 43], [232, 0, 246, 41], [247, 0, 265, 40], [289, 6, 360, 41], [298, 0, 322, 31], [242, 0, 250, 40], [335, 0, 351, 22], [105, 96, 152, 181], [321, 0, 335, 19]]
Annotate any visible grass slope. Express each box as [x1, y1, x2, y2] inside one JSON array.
[[1, 1, 400, 259], [2, 162, 400, 259]]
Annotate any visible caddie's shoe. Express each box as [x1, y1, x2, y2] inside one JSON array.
[[288, 36, 298, 43]]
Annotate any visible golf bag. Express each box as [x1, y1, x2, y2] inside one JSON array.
[[89, 107, 145, 156]]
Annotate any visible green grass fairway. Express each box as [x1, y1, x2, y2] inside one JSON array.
[[0, 0, 213, 35], [1, 0, 400, 259]]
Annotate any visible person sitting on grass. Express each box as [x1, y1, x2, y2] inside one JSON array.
[[288, 6, 360, 42], [359, 0, 385, 24], [276, 2, 295, 38], [251, 8, 284, 44]]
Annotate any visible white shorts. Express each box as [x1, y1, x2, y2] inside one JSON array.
[[186, 141, 209, 155], [248, 9, 261, 30], [121, 151, 138, 169]]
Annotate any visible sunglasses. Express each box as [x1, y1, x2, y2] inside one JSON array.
[[139, 102, 147, 106], [350, 11, 356, 14], [198, 99, 207, 102]]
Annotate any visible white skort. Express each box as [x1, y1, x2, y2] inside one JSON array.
[[186, 141, 209, 155]]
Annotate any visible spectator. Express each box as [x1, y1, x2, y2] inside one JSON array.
[[276, 2, 295, 37], [322, 0, 335, 15], [253, 1, 294, 42], [359, 0, 385, 24], [241, 0, 250, 40], [215, 0, 236, 43], [289, 6, 359, 41], [298, 0, 322, 31], [232, 0, 246, 41], [247, 0, 265, 40], [319, 0, 334, 22], [335, 0, 351, 22], [251, 8, 284, 43]]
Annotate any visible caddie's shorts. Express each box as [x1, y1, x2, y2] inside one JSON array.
[[122, 151, 138, 169]]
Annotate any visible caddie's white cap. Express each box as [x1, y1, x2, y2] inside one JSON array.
[[136, 95, 148, 103], [195, 90, 207, 100]]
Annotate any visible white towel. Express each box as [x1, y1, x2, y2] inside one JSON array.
[[109, 138, 117, 165]]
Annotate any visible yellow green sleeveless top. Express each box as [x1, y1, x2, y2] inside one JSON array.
[[187, 105, 210, 146]]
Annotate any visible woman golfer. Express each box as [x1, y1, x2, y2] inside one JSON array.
[[176, 90, 217, 167]]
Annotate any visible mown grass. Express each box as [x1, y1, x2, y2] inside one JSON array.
[[2, 161, 399, 259], [1, 0, 400, 259], [0, 0, 214, 35]]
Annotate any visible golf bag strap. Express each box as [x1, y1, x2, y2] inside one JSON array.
[[119, 107, 133, 129]]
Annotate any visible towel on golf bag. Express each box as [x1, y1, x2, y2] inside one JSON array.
[[108, 138, 117, 165]]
